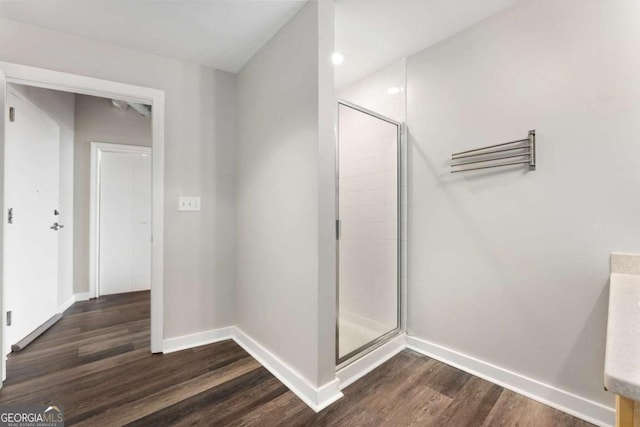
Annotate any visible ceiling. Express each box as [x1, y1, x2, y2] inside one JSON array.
[[0, 0, 306, 73], [0, 0, 520, 84], [334, 0, 521, 88]]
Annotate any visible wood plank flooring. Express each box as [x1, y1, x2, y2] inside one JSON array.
[[0, 291, 594, 426]]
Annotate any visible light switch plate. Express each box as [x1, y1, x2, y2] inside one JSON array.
[[178, 196, 201, 212]]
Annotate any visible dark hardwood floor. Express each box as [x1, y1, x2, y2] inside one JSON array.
[[0, 291, 593, 426]]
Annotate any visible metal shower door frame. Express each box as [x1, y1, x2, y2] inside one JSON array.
[[335, 99, 404, 369]]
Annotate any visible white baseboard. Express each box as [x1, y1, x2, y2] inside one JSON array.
[[337, 333, 405, 389], [406, 335, 615, 427], [74, 292, 93, 301], [58, 291, 94, 313], [57, 294, 76, 313], [232, 327, 343, 412], [163, 327, 234, 354], [154, 325, 613, 425]]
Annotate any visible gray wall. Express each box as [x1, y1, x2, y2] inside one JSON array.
[[73, 94, 152, 295], [9, 84, 75, 307], [235, 1, 336, 386], [0, 16, 237, 338], [406, 0, 640, 408]]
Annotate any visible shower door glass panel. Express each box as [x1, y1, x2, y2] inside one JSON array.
[[337, 102, 399, 362]]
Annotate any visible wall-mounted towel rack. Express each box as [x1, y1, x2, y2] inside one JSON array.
[[451, 130, 536, 173]]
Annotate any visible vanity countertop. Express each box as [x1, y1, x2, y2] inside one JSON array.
[[605, 254, 640, 401]]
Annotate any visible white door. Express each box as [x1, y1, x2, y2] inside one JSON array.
[[98, 147, 151, 296], [4, 89, 60, 349]]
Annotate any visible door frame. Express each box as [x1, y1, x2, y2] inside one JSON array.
[[90, 142, 153, 299], [0, 62, 165, 384]]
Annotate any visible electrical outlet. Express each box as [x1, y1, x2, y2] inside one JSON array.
[[178, 196, 201, 212]]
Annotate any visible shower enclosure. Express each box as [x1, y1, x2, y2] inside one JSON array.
[[336, 100, 402, 366]]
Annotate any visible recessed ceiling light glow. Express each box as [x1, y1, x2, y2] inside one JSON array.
[[332, 52, 344, 65], [386, 87, 402, 95]]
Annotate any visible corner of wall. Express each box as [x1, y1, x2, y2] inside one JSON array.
[[234, 0, 337, 394], [315, 0, 338, 388]]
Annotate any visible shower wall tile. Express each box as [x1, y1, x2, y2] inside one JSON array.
[[338, 104, 398, 331], [337, 59, 407, 353]]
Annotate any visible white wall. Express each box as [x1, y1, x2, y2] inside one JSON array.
[[0, 17, 236, 338], [235, 1, 335, 387], [9, 84, 75, 307], [338, 60, 406, 123], [407, 0, 640, 411], [73, 94, 152, 295]]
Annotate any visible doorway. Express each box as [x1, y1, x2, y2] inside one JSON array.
[[0, 62, 165, 383], [336, 100, 402, 367]]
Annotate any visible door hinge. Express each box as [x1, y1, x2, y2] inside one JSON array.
[[336, 219, 341, 240], [9, 107, 15, 122], [6, 311, 12, 326], [7, 208, 13, 224]]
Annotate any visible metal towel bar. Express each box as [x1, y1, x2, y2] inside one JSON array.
[[451, 130, 536, 173]]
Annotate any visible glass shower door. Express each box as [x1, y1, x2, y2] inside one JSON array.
[[337, 100, 401, 364]]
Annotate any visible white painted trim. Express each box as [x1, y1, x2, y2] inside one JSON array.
[[232, 327, 343, 412], [57, 290, 101, 315], [159, 326, 344, 411], [140, 326, 616, 425], [406, 335, 615, 427], [0, 69, 7, 383], [57, 290, 99, 315], [150, 90, 165, 354], [57, 294, 76, 314], [0, 62, 162, 105], [337, 333, 405, 390], [0, 61, 165, 361], [74, 292, 92, 302], [163, 327, 234, 354], [89, 144, 98, 299], [89, 142, 152, 299], [314, 377, 343, 411]]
